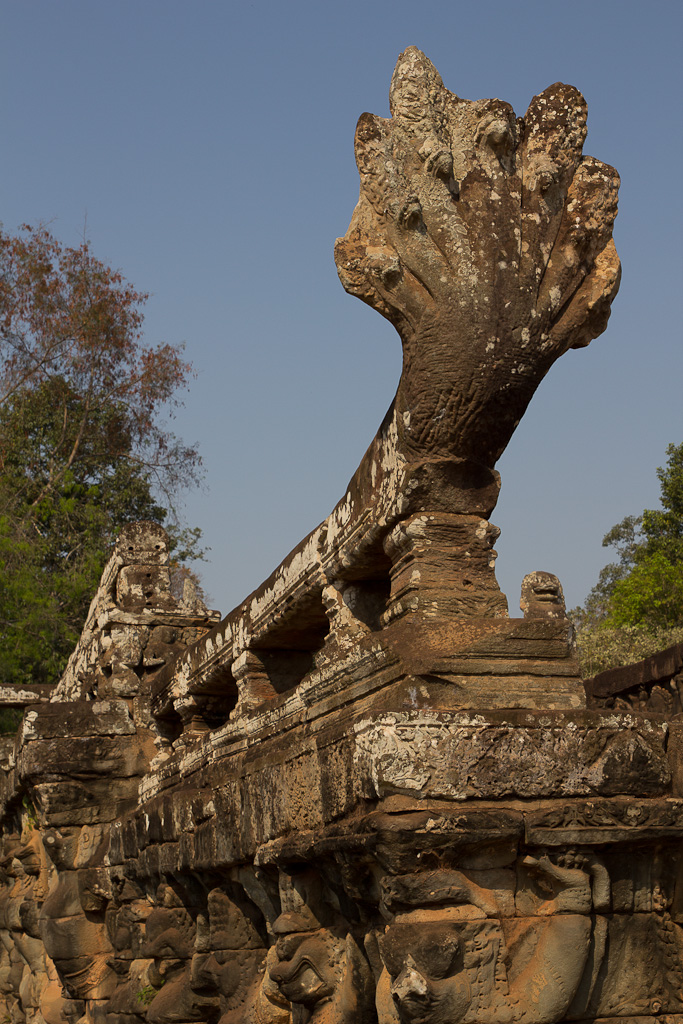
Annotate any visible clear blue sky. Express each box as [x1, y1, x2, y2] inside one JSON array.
[[2, 0, 681, 615]]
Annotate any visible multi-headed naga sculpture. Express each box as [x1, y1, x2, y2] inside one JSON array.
[[2, 49, 682, 1024], [337, 47, 620, 469]]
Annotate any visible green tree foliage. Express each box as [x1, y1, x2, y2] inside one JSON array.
[[0, 224, 203, 688], [573, 442, 683, 675], [573, 515, 643, 628], [575, 622, 683, 680]]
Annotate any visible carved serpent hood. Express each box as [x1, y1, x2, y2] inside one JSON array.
[[335, 46, 620, 469]]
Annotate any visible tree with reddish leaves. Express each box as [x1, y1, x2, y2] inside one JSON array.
[[0, 224, 203, 692]]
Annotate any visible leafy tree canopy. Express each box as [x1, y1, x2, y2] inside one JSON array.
[[0, 224, 204, 689], [572, 442, 683, 674]]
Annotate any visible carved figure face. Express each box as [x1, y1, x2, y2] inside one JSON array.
[[380, 916, 471, 1024], [267, 870, 375, 1023], [520, 571, 565, 619], [269, 912, 342, 1009], [141, 883, 195, 962]]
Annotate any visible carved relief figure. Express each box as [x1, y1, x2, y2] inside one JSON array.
[[375, 857, 611, 1024], [265, 869, 375, 1024]]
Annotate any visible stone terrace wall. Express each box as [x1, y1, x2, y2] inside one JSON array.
[[0, 48, 680, 1024]]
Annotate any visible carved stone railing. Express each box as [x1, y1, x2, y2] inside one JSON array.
[[1, 49, 681, 1024]]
